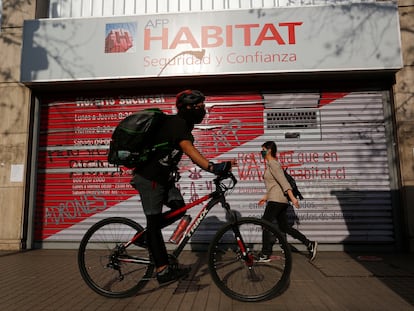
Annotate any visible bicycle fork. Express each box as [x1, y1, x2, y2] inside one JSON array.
[[233, 226, 255, 268], [223, 203, 255, 268]]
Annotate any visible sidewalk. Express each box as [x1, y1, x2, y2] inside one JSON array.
[[0, 249, 413, 311]]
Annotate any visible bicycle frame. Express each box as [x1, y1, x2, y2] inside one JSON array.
[[127, 173, 237, 261]]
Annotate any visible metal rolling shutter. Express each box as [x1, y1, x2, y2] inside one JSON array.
[[35, 91, 395, 246], [258, 92, 394, 244], [35, 93, 264, 245]]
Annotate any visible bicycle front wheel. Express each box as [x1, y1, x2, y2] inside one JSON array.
[[208, 217, 292, 302], [78, 217, 154, 298]]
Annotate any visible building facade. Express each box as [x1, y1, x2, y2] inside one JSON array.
[[0, 0, 413, 251]]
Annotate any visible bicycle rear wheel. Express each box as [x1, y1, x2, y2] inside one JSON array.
[[78, 217, 154, 298], [208, 217, 292, 302]]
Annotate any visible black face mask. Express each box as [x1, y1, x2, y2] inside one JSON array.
[[179, 108, 206, 124]]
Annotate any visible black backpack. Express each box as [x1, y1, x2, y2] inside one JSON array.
[[284, 169, 304, 200], [108, 108, 168, 168]]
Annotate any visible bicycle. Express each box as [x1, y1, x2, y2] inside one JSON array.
[[78, 172, 292, 302]]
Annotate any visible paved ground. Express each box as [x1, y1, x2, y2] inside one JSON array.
[[0, 249, 413, 311]]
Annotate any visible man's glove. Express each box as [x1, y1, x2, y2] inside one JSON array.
[[208, 161, 232, 176]]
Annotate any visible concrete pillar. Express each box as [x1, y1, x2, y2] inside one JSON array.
[[0, 1, 35, 250], [395, 0, 414, 251]]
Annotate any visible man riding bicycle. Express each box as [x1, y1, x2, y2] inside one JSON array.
[[131, 89, 232, 286]]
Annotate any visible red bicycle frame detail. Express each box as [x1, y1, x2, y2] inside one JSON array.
[[129, 173, 237, 257], [166, 194, 212, 220], [128, 193, 214, 248]]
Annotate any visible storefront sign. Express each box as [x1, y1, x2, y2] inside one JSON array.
[[21, 3, 402, 83]]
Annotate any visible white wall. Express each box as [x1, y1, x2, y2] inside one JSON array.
[[48, 0, 375, 18]]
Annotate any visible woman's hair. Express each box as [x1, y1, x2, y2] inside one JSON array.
[[262, 141, 277, 157]]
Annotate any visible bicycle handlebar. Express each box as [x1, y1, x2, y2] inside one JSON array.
[[213, 172, 237, 192]]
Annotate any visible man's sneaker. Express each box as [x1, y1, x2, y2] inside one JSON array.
[[257, 252, 271, 262], [156, 265, 190, 286], [308, 241, 318, 261]]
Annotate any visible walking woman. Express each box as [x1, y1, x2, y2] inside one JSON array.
[[258, 141, 318, 261]]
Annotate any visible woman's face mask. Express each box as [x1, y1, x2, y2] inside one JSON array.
[[261, 149, 268, 159]]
